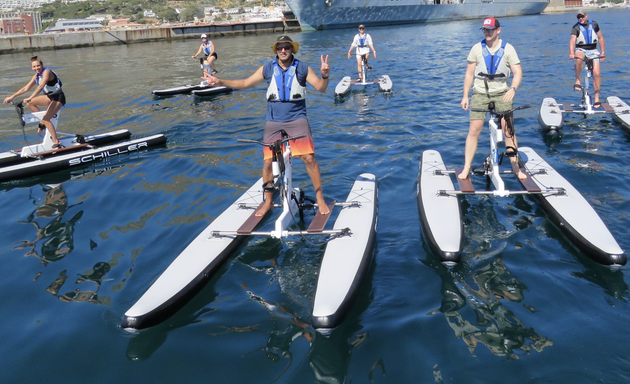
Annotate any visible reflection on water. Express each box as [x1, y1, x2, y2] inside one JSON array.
[[14, 184, 82, 263], [124, 234, 377, 383], [426, 256, 552, 359], [424, 191, 552, 359], [12, 183, 133, 306]]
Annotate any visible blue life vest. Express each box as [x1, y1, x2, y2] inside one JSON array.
[[266, 58, 306, 102], [359, 34, 366, 47], [202, 42, 211, 56], [35, 68, 63, 95], [481, 39, 507, 76], [576, 20, 598, 46]]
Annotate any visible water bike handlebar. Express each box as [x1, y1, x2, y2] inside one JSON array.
[[470, 103, 531, 116], [573, 55, 605, 61], [12, 101, 26, 127], [237, 134, 307, 147]]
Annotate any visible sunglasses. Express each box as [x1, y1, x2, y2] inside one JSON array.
[[358, 27, 365, 30], [276, 45, 292, 51]]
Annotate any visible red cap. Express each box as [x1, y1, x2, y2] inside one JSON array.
[[480, 17, 500, 30]]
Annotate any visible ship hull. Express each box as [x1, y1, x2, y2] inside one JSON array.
[[284, 0, 549, 30]]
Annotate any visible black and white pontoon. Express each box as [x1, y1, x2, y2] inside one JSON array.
[[152, 82, 232, 97], [419, 104, 625, 266], [122, 134, 378, 332], [606, 96, 630, 133], [0, 103, 166, 183]]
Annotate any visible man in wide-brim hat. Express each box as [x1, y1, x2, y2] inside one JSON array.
[[204, 35, 331, 217]]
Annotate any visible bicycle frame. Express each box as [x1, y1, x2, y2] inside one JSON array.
[[360, 55, 368, 84], [572, 55, 607, 115], [579, 56, 594, 113], [237, 133, 305, 239], [487, 114, 506, 193], [471, 104, 531, 196], [273, 138, 298, 238]]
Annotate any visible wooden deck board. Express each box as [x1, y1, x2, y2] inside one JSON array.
[[519, 171, 541, 193], [307, 201, 336, 233], [455, 169, 475, 193], [35, 143, 90, 157], [237, 202, 268, 234]]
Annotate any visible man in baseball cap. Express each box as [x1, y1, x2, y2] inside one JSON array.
[[458, 16, 525, 181], [569, 10, 606, 107], [480, 17, 500, 30]]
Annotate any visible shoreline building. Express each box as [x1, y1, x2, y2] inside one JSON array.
[[1, 10, 40, 34], [44, 18, 103, 32]]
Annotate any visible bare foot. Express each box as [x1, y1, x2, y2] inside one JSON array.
[[255, 199, 273, 217], [516, 169, 527, 180], [457, 170, 470, 180], [317, 197, 331, 215]]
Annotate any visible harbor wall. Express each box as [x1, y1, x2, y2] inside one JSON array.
[[0, 19, 300, 55], [543, 0, 567, 13]]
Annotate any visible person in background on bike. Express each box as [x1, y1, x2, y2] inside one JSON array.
[[203, 35, 331, 217], [192, 34, 218, 75], [459, 17, 525, 181], [569, 10, 605, 108], [347, 24, 376, 82], [3, 55, 65, 149]]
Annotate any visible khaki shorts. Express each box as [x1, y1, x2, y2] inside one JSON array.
[[470, 90, 513, 121]]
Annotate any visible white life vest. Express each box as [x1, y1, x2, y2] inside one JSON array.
[[266, 58, 306, 102]]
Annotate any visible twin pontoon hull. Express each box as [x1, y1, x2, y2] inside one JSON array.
[[417, 149, 625, 266], [0, 130, 166, 183], [123, 174, 378, 332]]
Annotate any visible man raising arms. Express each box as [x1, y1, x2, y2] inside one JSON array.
[[204, 35, 331, 217]]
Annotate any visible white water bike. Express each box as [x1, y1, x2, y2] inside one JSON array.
[[122, 132, 378, 333], [335, 54, 393, 97], [419, 102, 624, 266], [538, 54, 617, 133]]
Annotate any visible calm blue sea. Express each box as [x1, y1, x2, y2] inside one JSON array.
[[1, 8, 630, 383]]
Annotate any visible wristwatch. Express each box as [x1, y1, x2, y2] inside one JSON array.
[[510, 86, 517, 92]]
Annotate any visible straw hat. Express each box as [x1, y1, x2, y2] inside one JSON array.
[[270, 35, 300, 54]]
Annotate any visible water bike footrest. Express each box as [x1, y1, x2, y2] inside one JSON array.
[[307, 201, 336, 233], [211, 229, 350, 238], [455, 169, 475, 193], [438, 188, 565, 196]]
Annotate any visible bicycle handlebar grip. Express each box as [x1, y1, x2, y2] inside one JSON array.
[[237, 138, 262, 144]]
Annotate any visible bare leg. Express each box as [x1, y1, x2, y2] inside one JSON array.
[[42, 101, 62, 145], [208, 56, 217, 74], [501, 117, 527, 180], [592, 60, 601, 104], [255, 158, 274, 217], [25, 94, 50, 112], [355, 56, 362, 80], [458, 119, 484, 179], [299, 154, 330, 215], [574, 52, 584, 87]]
